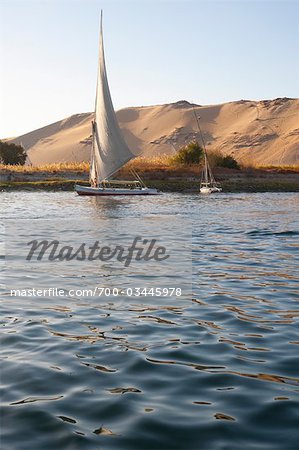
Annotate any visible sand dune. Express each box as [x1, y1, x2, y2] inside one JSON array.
[[9, 98, 299, 166]]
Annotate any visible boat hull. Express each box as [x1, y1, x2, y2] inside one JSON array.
[[75, 185, 160, 196], [200, 186, 222, 194]]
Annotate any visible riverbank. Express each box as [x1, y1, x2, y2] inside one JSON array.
[[1, 164, 298, 192], [1, 177, 299, 193]]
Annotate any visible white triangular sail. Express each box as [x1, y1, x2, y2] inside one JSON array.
[[91, 12, 134, 184]]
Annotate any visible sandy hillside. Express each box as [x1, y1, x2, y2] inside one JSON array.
[[9, 98, 299, 166]]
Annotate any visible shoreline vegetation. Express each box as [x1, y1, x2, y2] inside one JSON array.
[[1, 157, 299, 193]]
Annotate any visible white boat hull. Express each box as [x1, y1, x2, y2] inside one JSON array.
[[75, 185, 160, 196], [200, 186, 222, 194]]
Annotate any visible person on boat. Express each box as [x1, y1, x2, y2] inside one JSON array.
[[90, 176, 98, 188]]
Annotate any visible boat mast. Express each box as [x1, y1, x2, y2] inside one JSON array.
[[204, 153, 209, 183], [192, 106, 209, 184], [90, 120, 99, 187]]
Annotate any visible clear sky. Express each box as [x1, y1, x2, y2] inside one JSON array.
[[0, 0, 298, 137]]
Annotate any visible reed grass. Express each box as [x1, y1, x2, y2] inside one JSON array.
[[0, 162, 90, 173], [238, 156, 299, 172], [1, 157, 298, 174], [0, 155, 198, 174], [239, 163, 299, 172]]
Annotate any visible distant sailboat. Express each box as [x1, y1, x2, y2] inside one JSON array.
[[192, 108, 222, 194], [75, 12, 159, 196], [199, 152, 222, 194]]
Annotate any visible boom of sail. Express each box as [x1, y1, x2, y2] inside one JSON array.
[[90, 13, 134, 186]]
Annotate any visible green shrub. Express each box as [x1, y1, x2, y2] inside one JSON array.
[[206, 150, 223, 168], [220, 155, 240, 169], [172, 141, 204, 165], [208, 150, 240, 169], [0, 141, 27, 165]]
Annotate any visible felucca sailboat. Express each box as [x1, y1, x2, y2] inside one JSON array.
[[192, 108, 222, 194], [200, 152, 222, 194], [75, 13, 159, 196]]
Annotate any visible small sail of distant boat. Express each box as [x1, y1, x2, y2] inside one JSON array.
[[75, 12, 159, 196], [192, 108, 222, 194]]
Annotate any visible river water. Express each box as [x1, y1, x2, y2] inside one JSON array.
[[1, 192, 299, 450]]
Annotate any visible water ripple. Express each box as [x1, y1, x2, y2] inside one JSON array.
[[1, 192, 299, 449]]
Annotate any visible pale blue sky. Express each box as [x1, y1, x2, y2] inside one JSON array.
[[0, 0, 298, 137]]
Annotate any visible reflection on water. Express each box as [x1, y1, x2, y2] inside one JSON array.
[[1, 192, 299, 450]]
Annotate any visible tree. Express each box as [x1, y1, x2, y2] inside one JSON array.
[[0, 141, 27, 165], [173, 141, 204, 165]]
